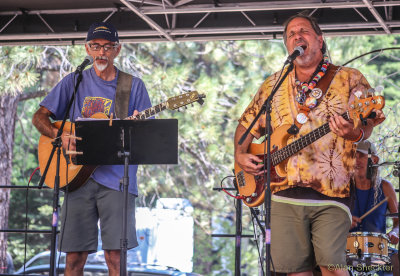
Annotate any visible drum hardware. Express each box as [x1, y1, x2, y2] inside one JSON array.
[[346, 232, 391, 266], [357, 248, 362, 259], [384, 212, 399, 218]]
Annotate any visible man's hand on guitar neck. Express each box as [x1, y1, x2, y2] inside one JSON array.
[[129, 110, 140, 120], [329, 108, 385, 141], [329, 115, 362, 141]]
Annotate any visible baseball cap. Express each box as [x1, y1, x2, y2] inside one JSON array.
[[356, 140, 377, 156], [86, 22, 119, 43]]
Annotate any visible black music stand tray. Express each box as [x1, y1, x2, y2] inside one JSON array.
[[74, 118, 178, 276]]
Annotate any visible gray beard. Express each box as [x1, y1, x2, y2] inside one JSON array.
[[94, 60, 108, 72], [296, 47, 320, 67]]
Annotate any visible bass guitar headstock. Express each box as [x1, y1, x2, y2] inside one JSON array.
[[349, 94, 385, 128]]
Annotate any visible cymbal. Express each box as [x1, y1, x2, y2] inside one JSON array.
[[385, 213, 399, 217]]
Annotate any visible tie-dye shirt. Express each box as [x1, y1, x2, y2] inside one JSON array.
[[239, 65, 370, 198]]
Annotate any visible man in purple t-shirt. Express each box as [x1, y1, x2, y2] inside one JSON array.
[[32, 22, 151, 275]]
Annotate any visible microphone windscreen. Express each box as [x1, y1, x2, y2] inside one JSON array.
[[85, 56, 94, 65]]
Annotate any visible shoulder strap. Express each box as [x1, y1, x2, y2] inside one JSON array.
[[115, 70, 133, 119], [316, 64, 340, 93]]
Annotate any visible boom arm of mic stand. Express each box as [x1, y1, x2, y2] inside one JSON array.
[[38, 72, 83, 189], [371, 161, 400, 168]]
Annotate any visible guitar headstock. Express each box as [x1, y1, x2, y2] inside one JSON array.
[[349, 95, 385, 128], [166, 91, 206, 110]]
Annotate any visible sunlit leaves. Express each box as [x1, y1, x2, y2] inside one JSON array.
[[0, 46, 42, 95]]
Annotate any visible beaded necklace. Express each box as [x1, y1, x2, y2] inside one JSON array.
[[295, 55, 330, 106]]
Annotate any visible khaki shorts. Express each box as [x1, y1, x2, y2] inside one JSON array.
[[271, 200, 351, 273]]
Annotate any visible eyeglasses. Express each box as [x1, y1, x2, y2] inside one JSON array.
[[87, 43, 118, 52]]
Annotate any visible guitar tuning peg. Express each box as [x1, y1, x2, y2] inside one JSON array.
[[375, 85, 384, 94], [367, 88, 375, 97], [354, 91, 363, 99]]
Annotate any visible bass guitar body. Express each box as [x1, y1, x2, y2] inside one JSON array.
[[234, 124, 293, 207]]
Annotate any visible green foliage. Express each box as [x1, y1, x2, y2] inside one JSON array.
[[326, 35, 400, 186], [0, 46, 42, 95]]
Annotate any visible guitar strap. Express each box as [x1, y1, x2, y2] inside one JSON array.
[[288, 64, 340, 134], [114, 70, 133, 118]]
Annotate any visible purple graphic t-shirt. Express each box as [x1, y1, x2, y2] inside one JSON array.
[[40, 66, 152, 195]]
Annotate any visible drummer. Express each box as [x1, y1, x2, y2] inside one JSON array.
[[351, 140, 399, 275]]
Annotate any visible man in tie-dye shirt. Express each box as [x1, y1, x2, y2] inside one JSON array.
[[234, 13, 385, 275]]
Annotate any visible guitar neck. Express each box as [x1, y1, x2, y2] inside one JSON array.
[[272, 112, 349, 166], [125, 102, 167, 120]]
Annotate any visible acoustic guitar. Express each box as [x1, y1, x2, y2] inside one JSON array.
[[234, 95, 385, 207], [38, 91, 205, 191]]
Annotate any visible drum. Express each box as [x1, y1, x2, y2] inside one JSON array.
[[346, 232, 390, 266]]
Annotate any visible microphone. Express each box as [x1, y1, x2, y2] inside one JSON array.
[[366, 147, 373, 179], [75, 56, 94, 73], [284, 46, 305, 65]]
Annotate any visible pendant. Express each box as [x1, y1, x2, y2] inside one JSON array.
[[296, 112, 308, 124], [310, 88, 323, 99], [305, 97, 317, 109], [296, 92, 306, 104]]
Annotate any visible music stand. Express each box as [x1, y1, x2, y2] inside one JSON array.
[[74, 118, 178, 276]]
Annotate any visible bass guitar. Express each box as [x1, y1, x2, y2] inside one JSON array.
[[38, 91, 205, 191], [234, 95, 385, 207]]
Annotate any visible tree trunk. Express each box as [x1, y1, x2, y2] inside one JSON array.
[[0, 94, 19, 273]]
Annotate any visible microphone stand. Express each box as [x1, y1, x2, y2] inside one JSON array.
[[238, 61, 294, 276], [366, 148, 373, 179], [38, 71, 84, 276], [118, 127, 129, 276]]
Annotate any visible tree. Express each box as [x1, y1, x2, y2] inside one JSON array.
[[0, 93, 19, 273], [0, 46, 41, 273]]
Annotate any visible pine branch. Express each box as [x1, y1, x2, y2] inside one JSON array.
[[19, 90, 47, 102]]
